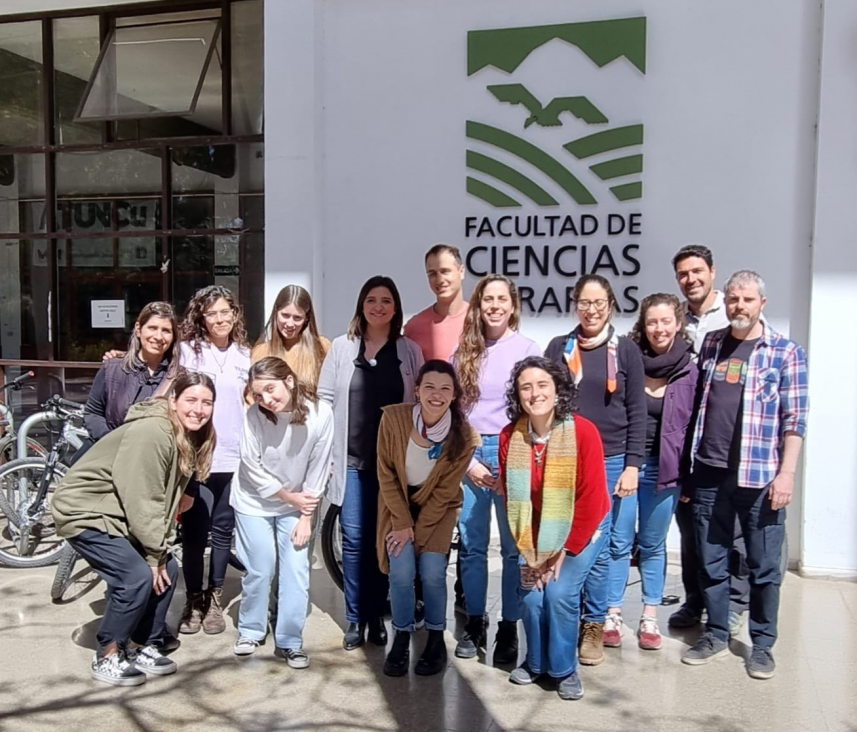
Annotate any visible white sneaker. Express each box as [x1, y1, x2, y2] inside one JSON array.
[[603, 613, 624, 648], [233, 637, 261, 656], [91, 653, 146, 686], [127, 645, 177, 676]]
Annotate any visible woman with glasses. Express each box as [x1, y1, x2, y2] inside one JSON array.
[[544, 274, 645, 666], [177, 285, 252, 637]]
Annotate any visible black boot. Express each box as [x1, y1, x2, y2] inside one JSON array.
[[493, 620, 519, 665], [454, 614, 487, 659], [367, 616, 388, 646], [383, 631, 411, 677], [415, 630, 448, 676], [343, 622, 366, 651]]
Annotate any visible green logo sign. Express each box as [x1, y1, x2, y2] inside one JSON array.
[[466, 18, 647, 208]]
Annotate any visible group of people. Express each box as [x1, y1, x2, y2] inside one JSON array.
[[49, 242, 807, 702]]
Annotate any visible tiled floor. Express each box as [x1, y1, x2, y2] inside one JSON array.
[[0, 545, 855, 732]]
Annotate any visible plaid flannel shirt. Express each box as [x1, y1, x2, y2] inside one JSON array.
[[691, 321, 808, 489]]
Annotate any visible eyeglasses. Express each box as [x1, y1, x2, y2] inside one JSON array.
[[575, 299, 610, 312], [203, 308, 234, 321]]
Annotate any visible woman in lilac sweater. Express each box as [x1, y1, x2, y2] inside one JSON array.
[[452, 275, 541, 664]]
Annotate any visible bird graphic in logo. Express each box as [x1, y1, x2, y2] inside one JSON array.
[[487, 83, 610, 128]]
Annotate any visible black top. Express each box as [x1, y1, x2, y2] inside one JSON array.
[[696, 335, 758, 470], [645, 392, 663, 458], [544, 334, 646, 467], [347, 339, 404, 471]]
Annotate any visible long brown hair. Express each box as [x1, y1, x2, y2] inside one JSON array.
[[454, 275, 521, 408], [166, 371, 217, 481], [346, 276, 404, 342], [416, 360, 470, 463], [122, 301, 180, 376], [248, 356, 315, 426], [180, 285, 250, 355], [256, 285, 326, 394], [627, 292, 692, 348]]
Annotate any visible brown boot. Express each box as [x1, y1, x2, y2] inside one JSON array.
[[578, 622, 605, 666], [202, 587, 226, 635], [179, 591, 205, 634]]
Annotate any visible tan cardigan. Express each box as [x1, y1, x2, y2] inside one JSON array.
[[376, 403, 480, 574]]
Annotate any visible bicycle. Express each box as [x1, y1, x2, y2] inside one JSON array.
[[0, 395, 87, 568], [0, 371, 48, 464]]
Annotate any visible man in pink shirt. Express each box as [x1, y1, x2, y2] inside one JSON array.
[[404, 244, 469, 362]]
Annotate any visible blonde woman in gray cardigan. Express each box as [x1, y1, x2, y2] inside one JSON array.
[[318, 275, 424, 651], [231, 357, 334, 667]]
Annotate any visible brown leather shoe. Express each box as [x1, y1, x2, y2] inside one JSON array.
[[202, 588, 226, 635], [179, 591, 205, 634], [578, 622, 605, 666]]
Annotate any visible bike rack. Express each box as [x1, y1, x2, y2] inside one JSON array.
[[15, 409, 63, 523]]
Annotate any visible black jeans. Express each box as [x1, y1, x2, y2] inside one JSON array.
[[182, 472, 236, 593], [675, 499, 749, 615], [69, 529, 178, 653], [691, 464, 785, 649]]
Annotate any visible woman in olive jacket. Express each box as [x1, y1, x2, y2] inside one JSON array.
[[52, 372, 217, 687], [376, 360, 479, 677]]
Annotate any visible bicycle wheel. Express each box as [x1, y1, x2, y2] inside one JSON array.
[[0, 436, 48, 466], [0, 457, 68, 568], [51, 541, 79, 601], [321, 504, 344, 592]]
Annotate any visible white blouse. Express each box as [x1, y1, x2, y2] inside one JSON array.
[[405, 439, 436, 487]]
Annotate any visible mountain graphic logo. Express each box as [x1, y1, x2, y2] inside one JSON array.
[[466, 17, 646, 208]]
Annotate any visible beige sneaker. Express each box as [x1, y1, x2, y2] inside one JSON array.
[[202, 587, 226, 635], [178, 591, 205, 635], [578, 622, 605, 666]]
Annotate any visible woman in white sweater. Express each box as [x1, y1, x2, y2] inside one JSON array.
[[230, 357, 334, 667]]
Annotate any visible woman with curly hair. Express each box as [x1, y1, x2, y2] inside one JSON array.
[[500, 356, 610, 700], [177, 285, 251, 636], [452, 275, 540, 663], [376, 360, 479, 677], [608, 293, 698, 650], [251, 284, 330, 395]]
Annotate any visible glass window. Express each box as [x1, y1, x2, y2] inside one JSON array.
[[0, 22, 44, 147], [54, 17, 103, 146], [0, 154, 46, 234], [0, 240, 52, 361], [232, 0, 263, 135], [76, 16, 221, 121], [56, 149, 162, 200]]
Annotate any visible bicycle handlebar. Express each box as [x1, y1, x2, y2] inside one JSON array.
[[0, 371, 34, 395], [45, 395, 85, 414]]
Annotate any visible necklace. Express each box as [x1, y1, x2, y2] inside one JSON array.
[[533, 443, 548, 467], [210, 344, 229, 373]]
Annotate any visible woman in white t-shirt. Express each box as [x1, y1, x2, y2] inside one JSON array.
[[230, 357, 334, 667], [177, 285, 251, 637]]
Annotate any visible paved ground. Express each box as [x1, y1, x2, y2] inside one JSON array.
[[0, 544, 854, 732]]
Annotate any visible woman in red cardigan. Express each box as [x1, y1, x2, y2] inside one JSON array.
[[499, 356, 610, 701]]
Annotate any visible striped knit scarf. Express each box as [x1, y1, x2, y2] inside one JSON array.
[[563, 325, 618, 393], [505, 416, 577, 568]]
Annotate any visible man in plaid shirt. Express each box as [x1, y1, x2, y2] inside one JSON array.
[[680, 270, 808, 680]]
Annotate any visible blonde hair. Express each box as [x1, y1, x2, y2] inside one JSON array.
[[255, 285, 327, 395], [454, 275, 521, 408], [166, 371, 217, 481]]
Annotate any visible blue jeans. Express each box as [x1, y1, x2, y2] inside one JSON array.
[[341, 467, 388, 623], [691, 463, 785, 649], [459, 434, 521, 622], [520, 514, 611, 677], [582, 454, 624, 623], [606, 462, 680, 607], [234, 511, 310, 649], [388, 541, 448, 632]]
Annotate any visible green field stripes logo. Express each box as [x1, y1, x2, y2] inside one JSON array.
[[466, 18, 646, 208]]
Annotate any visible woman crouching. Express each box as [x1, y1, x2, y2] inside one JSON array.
[[52, 372, 216, 686], [230, 357, 334, 667], [377, 360, 479, 677], [500, 356, 610, 701]]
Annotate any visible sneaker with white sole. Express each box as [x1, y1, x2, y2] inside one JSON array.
[[638, 616, 662, 651], [233, 637, 261, 656], [127, 645, 177, 676], [275, 647, 309, 669], [603, 613, 624, 648], [91, 653, 146, 687]]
